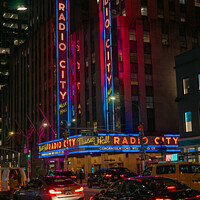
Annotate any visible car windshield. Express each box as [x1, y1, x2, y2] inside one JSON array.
[[144, 178, 190, 192], [43, 177, 75, 186], [48, 171, 74, 177]]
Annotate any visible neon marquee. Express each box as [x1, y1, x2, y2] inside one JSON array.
[[56, 0, 69, 138]]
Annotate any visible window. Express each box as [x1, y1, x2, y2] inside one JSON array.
[[3, 12, 18, 19], [130, 53, 137, 63], [179, 0, 185, 4], [141, 6, 147, 16], [122, 8, 126, 16], [143, 31, 150, 43], [185, 111, 192, 132], [143, 167, 152, 176], [183, 77, 189, 94], [0, 48, 10, 54], [195, 0, 200, 7], [179, 165, 200, 173], [129, 29, 136, 41], [3, 22, 18, 29], [162, 34, 169, 46], [156, 165, 176, 174], [146, 97, 154, 108], [198, 74, 200, 90]]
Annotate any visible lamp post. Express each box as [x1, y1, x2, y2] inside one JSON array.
[[9, 131, 30, 182]]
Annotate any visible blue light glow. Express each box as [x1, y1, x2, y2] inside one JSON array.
[[39, 153, 64, 158], [166, 149, 181, 152], [164, 134, 180, 137], [68, 145, 141, 150]]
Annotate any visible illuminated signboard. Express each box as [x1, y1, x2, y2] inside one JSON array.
[[38, 134, 180, 158], [56, 0, 69, 138], [100, 0, 115, 130]]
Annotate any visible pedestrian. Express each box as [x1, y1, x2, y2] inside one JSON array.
[[9, 173, 18, 200], [79, 169, 83, 184]]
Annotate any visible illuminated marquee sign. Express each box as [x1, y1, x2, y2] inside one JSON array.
[[56, 0, 69, 137], [38, 135, 180, 158]]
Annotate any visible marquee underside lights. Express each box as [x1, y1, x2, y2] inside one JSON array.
[[38, 134, 180, 158], [56, 0, 69, 138]]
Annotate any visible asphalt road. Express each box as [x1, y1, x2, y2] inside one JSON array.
[[0, 185, 102, 200]]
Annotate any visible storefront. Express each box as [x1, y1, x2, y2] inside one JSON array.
[[38, 134, 180, 176]]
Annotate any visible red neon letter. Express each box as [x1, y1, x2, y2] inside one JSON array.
[[60, 60, 66, 68], [105, 19, 110, 29], [154, 137, 160, 145], [166, 137, 171, 145], [107, 50, 110, 60], [59, 23, 65, 30], [106, 39, 110, 48], [59, 43, 66, 51], [173, 137, 178, 145], [105, 0, 109, 6], [122, 137, 128, 144], [114, 137, 120, 144], [60, 91, 67, 99], [107, 63, 111, 72], [59, 13, 66, 21], [60, 81, 66, 89], [105, 7, 109, 17], [130, 137, 136, 144], [59, 3, 65, 11], [107, 75, 111, 85], [143, 137, 148, 145]]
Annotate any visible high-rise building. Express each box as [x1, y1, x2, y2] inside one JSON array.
[[0, 0, 28, 167], [2, 0, 200, 176]]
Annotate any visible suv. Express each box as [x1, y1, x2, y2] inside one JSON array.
[[87, 168, 136, 188], [47, 170, 77, 182], [109, 167, 137, 178]]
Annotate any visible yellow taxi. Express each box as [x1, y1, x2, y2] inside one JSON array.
[[142, 161, 200, 191]]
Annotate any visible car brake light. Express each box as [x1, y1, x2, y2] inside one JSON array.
[[70, 176, 76, 179], [75, 186, 84, 193], [120, 174, 125, 178], [105, 174, 112, 178], [167, 186, 176, 190], [49, 189, 62, 195], [196, 195, 200, 198], [155, 199, 171, 200]]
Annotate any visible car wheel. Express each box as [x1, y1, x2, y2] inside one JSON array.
[[88, 181, 92, 188]]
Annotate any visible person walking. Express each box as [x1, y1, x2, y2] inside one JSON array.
[[79, 169, 83, 184], [9, 173, 18, 200]]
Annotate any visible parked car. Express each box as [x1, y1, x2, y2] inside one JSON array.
[[87, 168, 136, 188], [142, 161, 200, 191], [14, 176, 84, 200], [47, 170, 77, 182], [90, 176, 200, 200]]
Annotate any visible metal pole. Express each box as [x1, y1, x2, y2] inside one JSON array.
[[27, 137, 30, 182]]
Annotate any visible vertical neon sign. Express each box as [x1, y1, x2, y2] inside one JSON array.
[[102, 0, 115, 131], [56, 0, 69, 138]]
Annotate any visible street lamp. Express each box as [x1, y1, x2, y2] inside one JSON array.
[[17, 5, 27, 11]]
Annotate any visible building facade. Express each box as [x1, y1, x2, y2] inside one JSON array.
[[2, 0, 200, 177], [175, 47, 200, 162]]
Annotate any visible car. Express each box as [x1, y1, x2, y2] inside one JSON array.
[[109, 167, 137, 178], [14, 176, 84, 200], [47, 170, 77, 182], [87, 168, 136, 188], [142, 161, 200, 191], [90, 176, 200, 200]]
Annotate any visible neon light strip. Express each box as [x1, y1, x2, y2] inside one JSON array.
[[148, 145, 179, 147], [164, 134, 180, 137], [166, 149, 181, 152], [66, 0, 71, 134], [103, 2, 109, 130], [68, 145, 142, 150], [109, 0, 115, 131], [38, 138, 64, 146], [68, 134, 82, 139], [39, 153, 64, 158], [56, 0, 60, 138], [38, 148, 66, 155], [98, 133, 139, 136], [69, 150, 140, 154]]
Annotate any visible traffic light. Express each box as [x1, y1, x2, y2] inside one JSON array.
[[63, 131, 69, 140], [138, 124, 144, 136]]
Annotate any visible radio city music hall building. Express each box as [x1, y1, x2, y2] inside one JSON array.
[[4, 0, 200, 176]]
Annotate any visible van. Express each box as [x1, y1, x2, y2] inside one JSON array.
[[142, 162, 200, 191], [0, 167, 27, 193]]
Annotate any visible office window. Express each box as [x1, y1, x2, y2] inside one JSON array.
[[179, 0, 185, 4], [141, 6, 147, 16], [183, 77, 189, 94], [0, 48, 10, 54], [3, 12, 18, 19], [162, 34, 169, 46], [129, 29, 136, 41], [185, 111, 192, 132], [122, 8, 126, 16], [143, 31, 150, 43], [195, 0, 200, 7], [198, 74, 200, 90]]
